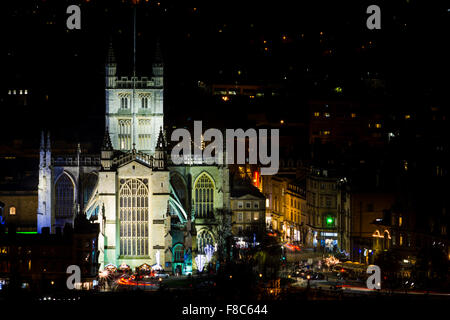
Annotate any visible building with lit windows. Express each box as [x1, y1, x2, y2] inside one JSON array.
[[285, 180, 307, 243], [261, 172, 306, 244], [230, 179, 266, 246], [0, 157, 38, 233], [0, 215, 98, 293], [305, 167, 340, 251], [308, 100, 388, 147], [261, 175, 285, 237], [343, 190, 396, 264]]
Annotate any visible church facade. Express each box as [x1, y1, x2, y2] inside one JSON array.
[[37, 41, 231, 274]]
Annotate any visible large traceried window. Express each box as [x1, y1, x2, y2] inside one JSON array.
[[194, 173, 214, 218], [118, 119, 131, 150], [55, 173, 75, 218], [119, 178, 149, 257]]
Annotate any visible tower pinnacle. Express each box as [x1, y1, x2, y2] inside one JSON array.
[[102, 127, 113, 151]]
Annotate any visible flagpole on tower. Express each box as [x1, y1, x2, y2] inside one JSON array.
[[131, 4, 137, 152]]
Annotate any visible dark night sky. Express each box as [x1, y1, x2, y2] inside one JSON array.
[[0, 0, 449, 151]]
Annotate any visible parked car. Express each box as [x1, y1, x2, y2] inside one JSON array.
[[154, 271, 170, 279]]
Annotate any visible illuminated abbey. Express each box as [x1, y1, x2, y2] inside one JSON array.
[[37, 41, 230, 274]]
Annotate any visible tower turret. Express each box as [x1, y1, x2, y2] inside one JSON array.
[[101, 127, 114, 170], [152, 40, 163, 87], [45, 132, 51, 167], [153, 127, 166, 170], [39, 131, 45, 168], [106, 41, 117, 88], [38, 131, 52, 233]]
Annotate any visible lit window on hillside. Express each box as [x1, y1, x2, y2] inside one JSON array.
[[351, 113, 356, 118], [9, 207, 16, 215], [314, 112, 320, 117], [324, 112, 330, 118], [405, 114, 411, 119]]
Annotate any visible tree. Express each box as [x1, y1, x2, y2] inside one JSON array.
[[374, 250, 401, 290], [413, 245, 449, 290], [215, 209, 233, 263], [253, 234, 282, 279]]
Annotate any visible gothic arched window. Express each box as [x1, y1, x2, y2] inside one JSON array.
[[119, 178, 149, 257], [55, 173, 75, 218], [197, 230, 214, 254], [173, 244, 184, 263], [194, 173, 214, 218]]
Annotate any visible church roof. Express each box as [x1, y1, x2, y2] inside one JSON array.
[[230, 178, 265, 199]]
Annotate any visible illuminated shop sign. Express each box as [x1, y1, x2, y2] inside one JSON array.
[[320, 232, 338, 237]]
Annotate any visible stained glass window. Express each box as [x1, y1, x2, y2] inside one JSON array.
[[119, 179, 149, 256], [194, 173, 214, 218], [55, 173, 74, 218]]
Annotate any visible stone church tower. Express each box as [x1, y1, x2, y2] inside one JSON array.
[[105, 42, 164, 155]]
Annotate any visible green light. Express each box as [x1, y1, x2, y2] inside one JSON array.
[[5, 231, 37, 234], [326, 217, 333, 225]]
